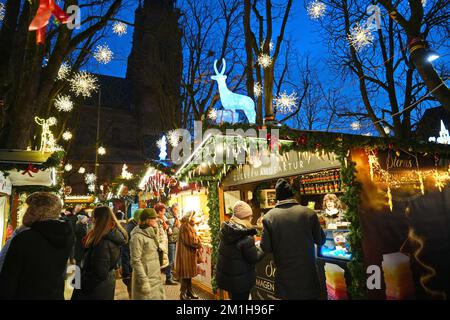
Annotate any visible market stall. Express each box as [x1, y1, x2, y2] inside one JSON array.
[[175, 126, 450, 300], [0, 150, 64, 248]]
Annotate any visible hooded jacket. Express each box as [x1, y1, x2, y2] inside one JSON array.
[[0, 220, 74, 300], [261, 199, 326, 300], [72, 228, 126, 300], [129, 225, 165, 300], [216, 221, 264, 294]]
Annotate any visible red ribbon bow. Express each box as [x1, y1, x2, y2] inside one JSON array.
[[22, 164, 39, 177], [28, 0, 69, 45]]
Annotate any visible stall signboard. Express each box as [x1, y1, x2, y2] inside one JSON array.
[[7, 168, 55, 187], [223, 150, 339, 187], [0, 172, 12, 195], [353, 149, 450, 300], [251, 254, 278, 300]]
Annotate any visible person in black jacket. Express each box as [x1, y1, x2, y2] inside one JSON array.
[[216, 201, 264, 300], [120, 208, 143, 299], [0, 192, 74, 300], [71, 206, 128, 300], [261, 179, 326, 300]]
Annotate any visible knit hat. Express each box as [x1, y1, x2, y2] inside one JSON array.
[[139, 208, 157, 222], [275, 179, 294, 201], [232, 201, 253, 219], [22, 192, 63, 227], [133, 209, 144, 221]]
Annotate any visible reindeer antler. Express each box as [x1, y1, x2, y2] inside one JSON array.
[[220, 58, 226, 75], [213, 60, 219, 75]]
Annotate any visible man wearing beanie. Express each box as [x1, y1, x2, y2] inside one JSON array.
[[121, 208, 143, 298], [260, 179, 325, 300], [216, 201, 264, 300]]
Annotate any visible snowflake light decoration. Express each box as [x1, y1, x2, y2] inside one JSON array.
[[94, 44, 113, 64], [260, 40, 274, 52], [69, 71, 98, 98], [307, 1, 327, 20], [98, 146, 106, 155], [62, 131, 73, 141], [348, 23, 374, 51], [274, 91, 298, 114], [351, 121, 361, 131], [48, 117, 57, 126], [88, 184, 95, 192], [57, 63, 71, 80], [167, 130, 181, 147], [113, 21, 127, 36], [78, 167, 86, 174], [64, 164, 73, 172], [254, 82, 262, 98], [54, 95, 74, 112], [258, 53, 273, 69], [0, 3, 5, 22], [208, 109, 218, 121], [85, 173, 97, 185]]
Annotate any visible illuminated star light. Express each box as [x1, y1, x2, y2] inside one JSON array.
[[64, 163, 73, 172], [88, 184, 96, 192], [78, 167, 86, 174], [85, 173, 97, 185], [258, 53, 273, 69], [54, 95, 74, 112], [208, 109, 218, 121], [351, 121, 361, 131], [307, 1, 327, 20], [348, 23, 374, 51], [254, 82, 262, 98], [94, 44, 114, 64], [274, 91, 298, 114], [98, 146, 106, 155], [0, 3, 5, 22], [113, 21, 127, 36], [69, 71, 98, 98], [57, 63, 71, 80], [260, 40, 274, 52], [62, 131, 73, 141], [167, 130, 181, 147]]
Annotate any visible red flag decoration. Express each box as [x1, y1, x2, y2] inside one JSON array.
[[28, 0, 69, 44]]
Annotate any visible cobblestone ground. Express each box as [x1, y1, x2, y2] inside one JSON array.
[[64, 266, 215, 300]]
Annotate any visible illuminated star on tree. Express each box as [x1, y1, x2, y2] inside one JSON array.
[[348, 23, 374, 51], [208, 109, 218, 121], [167, 130, 181, 147], [307, 1, 326, 20], [94, 44, 113, 64], [258, 53, 273, 69], [351, 121, 361, 131], [62, 131, 73, 141], [274, 91, 298, 114], [113, 21, 127, 36], [57, 63, 71, 80], [254, 82, 262, 98], [69, 71, 98, 98], [54, 95, 74, 112]]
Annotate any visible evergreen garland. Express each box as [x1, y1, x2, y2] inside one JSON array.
[[207, 181, 220, 293]]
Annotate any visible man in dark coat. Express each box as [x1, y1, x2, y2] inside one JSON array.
[[0, 192, 74, 300], [261, 179, 325, 300]]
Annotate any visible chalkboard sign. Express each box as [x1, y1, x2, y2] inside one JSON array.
[[251, 254, 278, 300]]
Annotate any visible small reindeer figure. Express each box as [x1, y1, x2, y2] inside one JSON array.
[[211, 59, 256, 123]]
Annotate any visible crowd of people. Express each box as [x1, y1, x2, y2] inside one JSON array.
[[0, 178, 326, 300]]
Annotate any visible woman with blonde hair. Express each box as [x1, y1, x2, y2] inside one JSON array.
[[72, 206, 127, 300]]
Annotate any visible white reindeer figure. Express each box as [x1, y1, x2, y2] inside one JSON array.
[[211, 59, 256, 123]]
